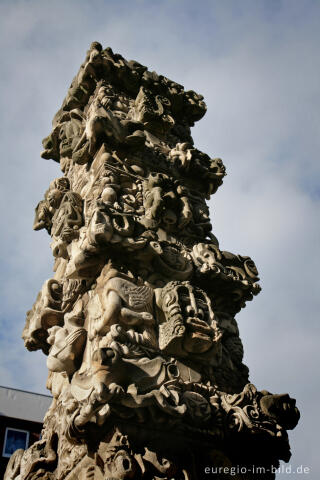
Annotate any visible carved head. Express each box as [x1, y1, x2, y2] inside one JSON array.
[[98, 433, 138, 480], [169, 142, 193, 171], [259, 391, 300, 430], [88, 206, 113, 246], [90, 41, 102, 52], [184, 89, 207, 122], [41, 126, 61, 161], [183, 391, 211, 424], [51, 177, 70, 192], [192, 243, 221, 274], [47, 189, 64, 210], [160, 281, 218, 355]]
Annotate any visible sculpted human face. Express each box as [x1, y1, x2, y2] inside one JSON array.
[[178, 286, 214, 354], [161, 284, 215, 355], [199, 246, 216, 269], [59, 123, 72, 157], [162, 246, 183, 269], [47, 189, 63, 210], [88, 208, 114, 245]]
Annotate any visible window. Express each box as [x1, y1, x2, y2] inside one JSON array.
[[2, 428, 29, 458]]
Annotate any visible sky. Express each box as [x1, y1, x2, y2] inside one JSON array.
[[0, 0, 319, 476]]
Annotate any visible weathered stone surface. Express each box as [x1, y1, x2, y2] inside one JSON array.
[[6, 42, 299, 480]]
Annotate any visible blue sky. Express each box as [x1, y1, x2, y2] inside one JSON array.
[[0, 0, 319, 476]]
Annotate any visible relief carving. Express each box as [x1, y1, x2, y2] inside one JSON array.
[[157, 281, 222, 363], [9, 43, 299, 480]]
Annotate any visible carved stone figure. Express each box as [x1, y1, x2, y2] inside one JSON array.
[[7, 43, 299, 480], [157, 281, 222, 364], [92, 263, 155, 338], [47, 301, 87, 377], [22, 279, 64, 353], [33, 177, 70, 233]]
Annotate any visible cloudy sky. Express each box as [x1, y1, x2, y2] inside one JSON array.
[[0, 0, 319, 476]]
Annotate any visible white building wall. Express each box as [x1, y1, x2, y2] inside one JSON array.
[[0, 386, 52, 423]]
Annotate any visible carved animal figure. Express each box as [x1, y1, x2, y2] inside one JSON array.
[[142, 173, 192, 230], [92, 264, 155, 338]]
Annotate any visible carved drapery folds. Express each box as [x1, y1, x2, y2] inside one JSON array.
[[7, 42, 299, 480]]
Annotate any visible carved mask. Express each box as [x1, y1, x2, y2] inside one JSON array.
[[160, 282, 217, 355]]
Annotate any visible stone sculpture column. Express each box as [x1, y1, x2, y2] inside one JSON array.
[[5, 42, 299, 480]]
